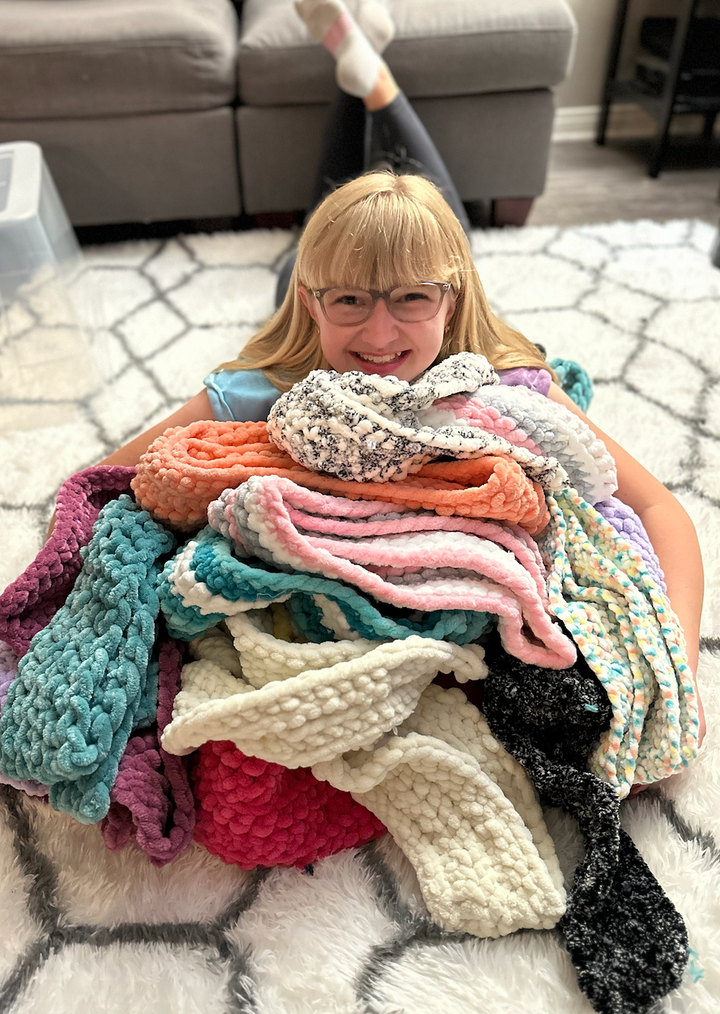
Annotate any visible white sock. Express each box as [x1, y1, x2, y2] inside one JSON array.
[[347, 0, 394, 54], [296, 0, 383, 98]]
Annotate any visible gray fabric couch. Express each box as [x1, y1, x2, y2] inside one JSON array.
[[0, 0, 577, 227]]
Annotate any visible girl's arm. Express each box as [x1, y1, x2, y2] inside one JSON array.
[[546, 382, 706, 747]]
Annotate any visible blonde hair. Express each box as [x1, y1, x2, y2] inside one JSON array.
[[218, 172, 552, 391]]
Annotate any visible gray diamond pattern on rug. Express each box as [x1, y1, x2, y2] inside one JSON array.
[[1, 220, 719, 1013]]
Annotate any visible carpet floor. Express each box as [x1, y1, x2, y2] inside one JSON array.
[[0, 219, 719, 1013]]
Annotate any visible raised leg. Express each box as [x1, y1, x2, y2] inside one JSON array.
[[366, 90, 471, 235], [309, 89, 367, 209]]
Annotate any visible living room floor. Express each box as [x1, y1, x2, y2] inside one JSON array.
[[530, 136, 720, 227]]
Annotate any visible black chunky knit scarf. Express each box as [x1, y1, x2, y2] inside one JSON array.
[[480, 635, 688, 1014]]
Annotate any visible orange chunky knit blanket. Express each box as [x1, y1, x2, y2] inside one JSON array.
[[131, 420, 549, 534]]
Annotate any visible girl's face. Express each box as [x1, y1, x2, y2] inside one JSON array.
[[298, 282, 457, 382]]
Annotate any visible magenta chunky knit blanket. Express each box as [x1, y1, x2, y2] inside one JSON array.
[[101, 636, 195, 867], [0, 466, 135, 656]]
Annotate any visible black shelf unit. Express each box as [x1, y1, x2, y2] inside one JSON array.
[[597, 0, 720, 176]]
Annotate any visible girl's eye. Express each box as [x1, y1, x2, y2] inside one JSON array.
[[393, 287, 433, 304], [328, 290, 368, 307]]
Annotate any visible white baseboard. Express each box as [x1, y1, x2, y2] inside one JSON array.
[[552, 103, 717, 143]]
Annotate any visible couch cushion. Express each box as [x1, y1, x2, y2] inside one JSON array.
[[0, 0, 238, 120], [238, 0, 577, 106]]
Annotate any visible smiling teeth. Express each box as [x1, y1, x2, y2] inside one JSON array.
[[356, 352, 405, 363]]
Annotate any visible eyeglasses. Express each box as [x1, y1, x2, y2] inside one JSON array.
[[312, 282, 452, 326]]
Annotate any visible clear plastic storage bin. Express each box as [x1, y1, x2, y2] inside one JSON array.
[[0, 141, 105, 434]]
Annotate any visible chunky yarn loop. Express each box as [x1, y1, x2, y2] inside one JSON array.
[[164, 618, 564, 938], [429, 382, 615, 503], [550, 357, 594, 413], [101, 636, 195, 866], [0, 465, 135, 656], [208, 475, 575, 668], [160, 520, 575, 668], [190, 738, 385, 869], [159, 524, 495, 644], [482, 638, 688, 1014]]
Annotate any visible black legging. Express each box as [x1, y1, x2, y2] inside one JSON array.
[[275, 88, 470, 306]]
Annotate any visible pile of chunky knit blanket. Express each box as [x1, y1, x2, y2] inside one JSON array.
[[0, 354, 699, 1014]]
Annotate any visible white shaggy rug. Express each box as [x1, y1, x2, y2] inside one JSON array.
[[0, 219, 719, 1014]]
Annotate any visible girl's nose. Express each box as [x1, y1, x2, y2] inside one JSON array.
[[359, 298, 398, 346]]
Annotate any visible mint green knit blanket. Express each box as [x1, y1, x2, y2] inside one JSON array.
[[0, 496, 175, 823]]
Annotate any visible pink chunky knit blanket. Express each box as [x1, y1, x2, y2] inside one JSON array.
[[190, 739, 385, 869], [208, 476, 575, 669]]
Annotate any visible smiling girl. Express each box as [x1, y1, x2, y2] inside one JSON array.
[[95, 170, 704, 751]]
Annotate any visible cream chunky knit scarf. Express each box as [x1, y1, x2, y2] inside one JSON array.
[[161, 615, 566, 938]]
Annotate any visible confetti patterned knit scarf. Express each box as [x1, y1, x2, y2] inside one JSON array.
[[208, 476, 576, 668], [542, 489, 699, 797], [132, 419, 548, 533], [266, 352, 567, 489], [0, 496, 176, 823]]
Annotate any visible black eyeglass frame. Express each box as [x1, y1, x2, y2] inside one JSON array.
[[312, 282, 453, 326]]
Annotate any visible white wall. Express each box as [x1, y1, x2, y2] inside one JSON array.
[[555, 0, 617, 108]]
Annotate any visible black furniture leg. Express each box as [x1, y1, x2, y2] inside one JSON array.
[[597, 0, 630, 145], [648, 0, 700, 177], [648, 123, 671, 179]]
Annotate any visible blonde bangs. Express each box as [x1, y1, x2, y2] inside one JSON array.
[[296, 175, 466, 292]]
